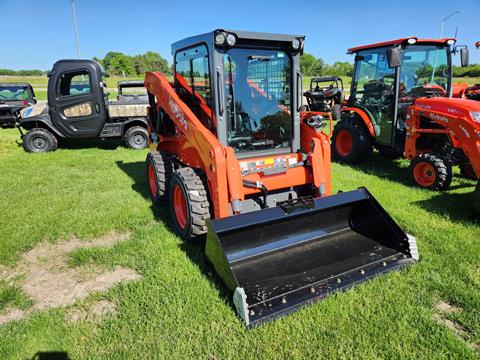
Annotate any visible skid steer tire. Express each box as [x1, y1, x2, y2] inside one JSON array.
[[331, 118, 373, 163], [409, 154, 452, 191], [169, 167, 210, 240], [460, 162, 477, 180], [125, 126, 148, 149], [23, 128, 58, 153], [146, 151, 173, 204]]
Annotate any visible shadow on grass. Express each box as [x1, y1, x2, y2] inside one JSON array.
[[337, 152, 477, 222], [115, 160, 233, 307], [413, 191, 479, 224], [31, 351, 70, 360]]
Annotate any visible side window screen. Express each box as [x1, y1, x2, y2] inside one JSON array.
[[58, 70, 91, 97]]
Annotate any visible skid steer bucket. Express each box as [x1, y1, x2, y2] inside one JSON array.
[[205, 188, 419, 327]]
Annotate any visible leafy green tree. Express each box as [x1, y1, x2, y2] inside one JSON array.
[[300, 52, 320, 76], [132, 51, 170, 75], [102, 52, 135, 76]]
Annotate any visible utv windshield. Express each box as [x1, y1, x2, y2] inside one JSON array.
[[0, 85, 29, 101], [223, 49, 292, 153], [400, 45, 450, 96]]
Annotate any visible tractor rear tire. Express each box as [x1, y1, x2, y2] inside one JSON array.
[[331, 104, 341, 121], [125, 126, 148, 149], [23, 128, 57, 153], [409, 154, 452, 191], [331, 118, 373, 163], [146, 151, 173, 204], [169, 167, 210, 240], [460, 162, 477, 180]]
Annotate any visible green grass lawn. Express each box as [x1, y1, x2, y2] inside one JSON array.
[[0, 128, 479, 359]]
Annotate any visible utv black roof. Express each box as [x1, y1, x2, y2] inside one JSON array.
[[118, 81, 145, 87], [311, 76, 341, 82], [49, 59, 105, 76], [171, 29, 305, 54]]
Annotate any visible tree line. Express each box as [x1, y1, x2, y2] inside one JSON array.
[[93, 51, 171, 76], [300, 51, 480, 78]]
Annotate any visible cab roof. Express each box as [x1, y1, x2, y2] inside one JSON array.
[[171, 29, 304, 55], [347, 37, 456, 54]]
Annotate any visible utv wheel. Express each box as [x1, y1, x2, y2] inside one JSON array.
[[146, 151, 173, 204], [168, 167, 210, 240], [331, 104, 341, 121], [410, 154, 452, 191], [125, 126, 148, 149], [331, 118, 373, 163], [23, 128, 57, 153], [460, 162, 477, 180]]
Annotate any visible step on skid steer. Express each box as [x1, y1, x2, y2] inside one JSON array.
[[144, 30, 419, 327]]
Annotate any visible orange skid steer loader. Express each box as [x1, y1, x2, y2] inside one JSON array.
[[144, 30, 418, 327]]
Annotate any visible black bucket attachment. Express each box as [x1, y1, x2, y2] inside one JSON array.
[[205, 188, 418, 327]]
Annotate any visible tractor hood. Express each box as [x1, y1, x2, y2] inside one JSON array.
[[415, 97, 480, 128], [20, 102, 47, 119]]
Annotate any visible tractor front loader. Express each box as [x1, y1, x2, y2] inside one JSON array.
[[331, 37, 480, 215], [145, 30, 418, 327]]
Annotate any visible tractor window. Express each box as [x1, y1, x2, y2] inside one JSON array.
[[223, 49, 292, 153], [174, 45, 213, 130], [400, 45, 449, 97], [58, 70, 91, 97], [351, 48, 396, 145]]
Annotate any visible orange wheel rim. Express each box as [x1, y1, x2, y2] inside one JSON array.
[[336, 130, 353, 156], [173, 185, 187, 229], [148, 163, 158, 198], [414, 162, 436, 187]]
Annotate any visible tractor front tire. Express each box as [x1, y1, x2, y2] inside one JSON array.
[[409, 154, 452, 191], [125, 126, 148, 149], [331, 118, 373, 163], [169, 167, 210, 240], [23, 128, 57, 153], [146, 151, 173, 204]]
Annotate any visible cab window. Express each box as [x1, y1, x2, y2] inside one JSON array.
[[58, 70, 91, 97], [174, 45, 213, 130]]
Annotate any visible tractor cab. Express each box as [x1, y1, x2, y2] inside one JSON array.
[[347, 37, 468, 149], [169, 30, 305, 158]]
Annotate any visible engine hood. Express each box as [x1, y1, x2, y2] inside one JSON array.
[[414, 97, 480, 127]]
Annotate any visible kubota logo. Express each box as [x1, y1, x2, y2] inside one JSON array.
[[169, 97, 188, 131], [430, 113, 449, 123]]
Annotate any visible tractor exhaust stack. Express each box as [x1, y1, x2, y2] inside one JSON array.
[[205, 188, 419, 327]]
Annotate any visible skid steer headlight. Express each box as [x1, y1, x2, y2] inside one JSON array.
[[215, 32, 226, 46], [226, 33, 236, 46], [471, 111, 480, 123], [446, 39, 456, 45], [292, 38, 300, 50]]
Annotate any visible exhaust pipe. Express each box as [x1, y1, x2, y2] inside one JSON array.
[[205, 188, 419, 327]]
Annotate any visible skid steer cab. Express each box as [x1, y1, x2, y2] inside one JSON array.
[[17, 59, 149, 153], [332, 37, 480, 198], [145, 30, 418, 327]]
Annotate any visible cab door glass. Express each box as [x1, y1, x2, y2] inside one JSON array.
[[58, 70, 91, 97], [352, 49, 395, 145]]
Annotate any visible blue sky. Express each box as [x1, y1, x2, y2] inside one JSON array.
[[0, 0, 479, 70]]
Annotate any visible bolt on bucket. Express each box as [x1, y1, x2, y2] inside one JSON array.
[[205, 188, 419, 327]]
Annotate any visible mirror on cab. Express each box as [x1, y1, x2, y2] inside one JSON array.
[[387, 46, 402, 68], [460, 47, 469, 67]]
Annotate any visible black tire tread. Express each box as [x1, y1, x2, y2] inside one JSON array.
[[331, 116, 373, 163], [171, 167, 210, 239], [125, 126, 148, 149], [409, 153, 453, 191], [23, 128, 58, 153], [146, 151, 173, 203]]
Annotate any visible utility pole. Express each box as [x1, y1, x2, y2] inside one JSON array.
[[71, 0, 81, 58]]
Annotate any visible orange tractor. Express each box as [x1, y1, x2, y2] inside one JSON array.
[[144, 30, 418, 327], [331, 37, 480, 214]]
